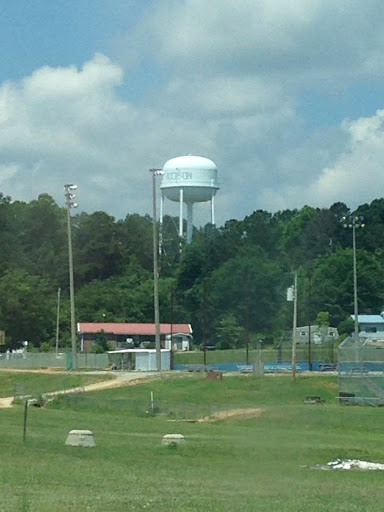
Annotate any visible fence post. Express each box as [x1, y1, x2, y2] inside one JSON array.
[[23, 400, 28, 442]]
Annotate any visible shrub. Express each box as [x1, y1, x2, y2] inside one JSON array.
[[216, 340, 233, 350], [92, 343, 105, 354]]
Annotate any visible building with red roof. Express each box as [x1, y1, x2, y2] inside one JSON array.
[[77, 322, 192, 352]]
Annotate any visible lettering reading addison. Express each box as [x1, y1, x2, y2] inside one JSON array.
[[166, 171, 193, 180]]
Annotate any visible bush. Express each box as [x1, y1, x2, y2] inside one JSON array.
[[40, 341, 53, 352], [92, 343, 105, 354], [216, 340, 233, 350]]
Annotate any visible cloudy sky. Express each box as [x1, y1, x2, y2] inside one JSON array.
[[0, 0, 384, 226]]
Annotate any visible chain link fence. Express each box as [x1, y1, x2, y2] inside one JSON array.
[[338, 337, 384, 405], [0, 352, 108, 370]]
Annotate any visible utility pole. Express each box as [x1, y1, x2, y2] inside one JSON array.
[[308, 276, 312, 371], [150, 168, 164, 372], [203, 281, 207, 367], [170, 283, 174, 369], [64, 184, 78, 370], [245, 288, 250, 364], [292, 272, 298, 382]]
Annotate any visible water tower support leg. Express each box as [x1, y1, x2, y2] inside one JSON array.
[[179, 188, 184, 238], [186, 203, 193, 243], [211, 194, 215, 225]]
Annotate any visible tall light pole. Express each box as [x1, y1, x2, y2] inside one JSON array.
[[341, 215, 365, 361], [55, 287, 61, 356], [64, 184, 78, 370], [150, 169, 164, 372]]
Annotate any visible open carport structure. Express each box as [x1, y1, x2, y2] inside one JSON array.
[[107, 348, 171, 371]]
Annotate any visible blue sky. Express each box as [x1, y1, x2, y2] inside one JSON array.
[[1, 0, 384, 226]]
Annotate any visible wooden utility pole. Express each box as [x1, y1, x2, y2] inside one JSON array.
[[292, 272, 298, 382], [150, 169, 162, 372], [308, 276, 312, 371], [203, 281, 207, 367], [245, 288, 250, 364]]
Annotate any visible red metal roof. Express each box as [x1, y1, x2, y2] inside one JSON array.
[[77, 322, 192, 336]]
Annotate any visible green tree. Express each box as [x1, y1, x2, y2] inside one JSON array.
[[74, 211, 121, 285], [0, 270, 56, 348], [242, 210, 282, 258], [19, 194, 68, 285], [94, 330, 108, 352], [215, 314, 245, 349], [337, 317, 354, 336], [311, 249, 384, 326], [316, 311, 330, 328], [117, 214, 153, 272], [184, 246, 284, 343]]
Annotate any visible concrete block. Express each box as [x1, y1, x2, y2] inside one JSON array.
[[162, 433, 185, 446], [65, 429, 96, 447]]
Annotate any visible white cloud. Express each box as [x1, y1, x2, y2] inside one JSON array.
[[0, 163, 19, 186], [0, 54, 221, 220], [2, 1, 384, 228], [141, 0, 384, 86], [111, 0, 384, 222], [309, 110, 384, 206], [151, 0, 322, 63], [257, 109, 384, 212]]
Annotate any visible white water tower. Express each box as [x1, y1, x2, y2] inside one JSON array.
[[160, 155, 219, 243]]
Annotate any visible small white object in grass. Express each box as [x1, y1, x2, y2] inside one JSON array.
[[162, 434, 185, 446], [317, 459, 384, 470], [65, 429, 96, 447]]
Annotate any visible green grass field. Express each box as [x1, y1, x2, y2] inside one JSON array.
[[0, 372, 383, 511], [0, 370, 113, 398], [173, 347, 336, 364]]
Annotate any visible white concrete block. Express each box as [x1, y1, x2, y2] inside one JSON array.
[[65, 429, 96, 447], [162, 433, 185, 446]]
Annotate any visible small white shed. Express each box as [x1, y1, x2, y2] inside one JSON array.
[[107, 349, 171, 371], [164, 333, 192, 351]]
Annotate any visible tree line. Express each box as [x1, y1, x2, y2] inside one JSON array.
[[1, 191, 384, 351]]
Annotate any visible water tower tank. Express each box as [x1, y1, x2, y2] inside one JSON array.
[[161, 155, 219, 202], [160, 155, 219, 243]]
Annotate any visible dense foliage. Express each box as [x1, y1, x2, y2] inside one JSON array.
[[1, 192, 384, 350]]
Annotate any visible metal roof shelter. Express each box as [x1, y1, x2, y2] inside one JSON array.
[[107, 348, 171, 371], [78, 323, 192, 336], [77, 323, 192, 353], [351, 314, 384, 324]]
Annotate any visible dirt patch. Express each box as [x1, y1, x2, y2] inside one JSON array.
[[0, 397, 13, 408], [198, 407, 264, 423], [322, 381, 338, 390]]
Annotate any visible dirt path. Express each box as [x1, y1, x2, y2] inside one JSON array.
[[0, 371, 163, 409], [198, 407, 264, 422]]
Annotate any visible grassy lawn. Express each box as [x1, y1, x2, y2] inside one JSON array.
[[0, 373, 383, 511], [173, 347, 336, 364], [0, 370, 113, 398]]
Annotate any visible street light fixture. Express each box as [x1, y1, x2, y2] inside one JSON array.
[[64, 184, 78, 370], [150, 169, 164, 372], [341, 214, 365, 361]]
